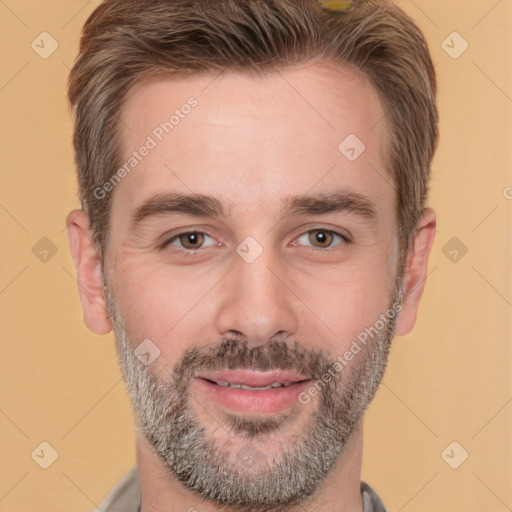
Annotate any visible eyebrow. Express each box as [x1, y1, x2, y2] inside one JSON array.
[[130, 189, 379, 233]]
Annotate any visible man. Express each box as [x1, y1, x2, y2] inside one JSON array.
[[66, 0, 438, 511]]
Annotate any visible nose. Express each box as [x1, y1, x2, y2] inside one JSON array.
[[214, 244, 299, 348]]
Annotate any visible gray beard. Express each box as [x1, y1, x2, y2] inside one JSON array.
[[105, 284, 401, 512]]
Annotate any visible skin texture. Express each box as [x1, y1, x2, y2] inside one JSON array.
[[67, 61, 436, 512]]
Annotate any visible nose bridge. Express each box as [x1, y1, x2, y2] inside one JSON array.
[[214, 240, 299, 347]]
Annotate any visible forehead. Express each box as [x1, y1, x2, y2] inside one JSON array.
[[113, 61, 391, 223]]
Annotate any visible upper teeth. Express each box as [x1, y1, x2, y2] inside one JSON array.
[[215, 380, 292, 390]]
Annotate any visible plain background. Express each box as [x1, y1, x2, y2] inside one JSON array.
[[0, 1, 511, 510]]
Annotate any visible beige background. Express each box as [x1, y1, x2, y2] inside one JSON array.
[[1, 1, 511, 511]]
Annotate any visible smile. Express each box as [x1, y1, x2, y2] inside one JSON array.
[[194, 369, 313, 414]]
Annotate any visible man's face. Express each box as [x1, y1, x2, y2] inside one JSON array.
[[103, 62, 402, 509]]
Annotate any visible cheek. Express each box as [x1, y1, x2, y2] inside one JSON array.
[[299, 258, 394, 354], [109, 258, 216, 349]]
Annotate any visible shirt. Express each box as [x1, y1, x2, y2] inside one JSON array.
[[91, 465, 388, 512]]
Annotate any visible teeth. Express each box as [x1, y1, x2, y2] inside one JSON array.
[[240, 384, 273, 390], [214, 381, 294, 390]]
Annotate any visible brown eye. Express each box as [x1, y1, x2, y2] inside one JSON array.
[[177, 231, 205, 249], [293, 228, 349, 252], [161, 230, 218, 253], [308, 229, 334, 248]]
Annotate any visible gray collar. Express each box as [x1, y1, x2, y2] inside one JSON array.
[[135, 480, 387, 512]]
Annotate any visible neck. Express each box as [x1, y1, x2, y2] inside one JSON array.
[[137, 419, 365, 512]]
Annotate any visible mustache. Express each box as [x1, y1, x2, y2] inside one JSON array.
[[167, 337, 337, 385]]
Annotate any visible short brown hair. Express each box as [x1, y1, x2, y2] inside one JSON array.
[[68, 0, 438, 276]]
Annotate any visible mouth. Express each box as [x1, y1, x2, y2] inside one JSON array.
[[194, 369, 313, 414]]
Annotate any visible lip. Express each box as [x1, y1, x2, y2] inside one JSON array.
[[194, 370, 312, 415], [196, 369, 310, 387]]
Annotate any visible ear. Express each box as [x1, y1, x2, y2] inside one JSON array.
[[395, 207, 436, 336], [66, 209, 112, 335]]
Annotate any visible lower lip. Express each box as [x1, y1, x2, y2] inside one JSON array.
[[195, 378, 312, 414]]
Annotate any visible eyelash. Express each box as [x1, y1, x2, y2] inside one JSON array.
[[160, 228, 351, 255]]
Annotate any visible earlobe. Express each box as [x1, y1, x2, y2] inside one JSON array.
[[395, 207, 437, 336], [66, 209, 112, 335]]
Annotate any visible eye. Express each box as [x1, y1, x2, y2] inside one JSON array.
[[293, 228, 350, 251], [162, 230, 217, 252], [161, 227, 350, 255]]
